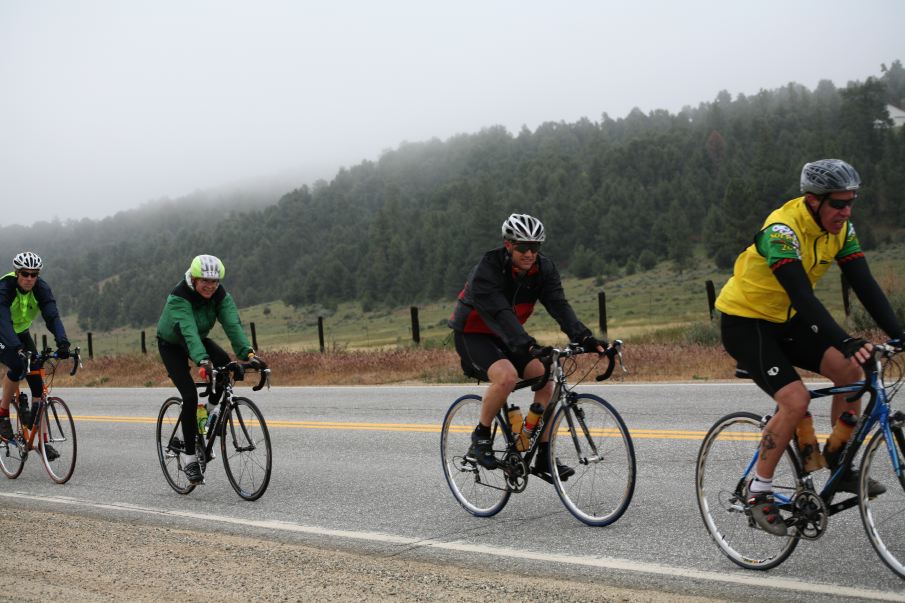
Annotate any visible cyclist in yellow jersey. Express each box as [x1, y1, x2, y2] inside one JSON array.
[[715, 159, 904, 536]]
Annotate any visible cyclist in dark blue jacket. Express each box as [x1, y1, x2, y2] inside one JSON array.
[[0, 252, 70, 455]]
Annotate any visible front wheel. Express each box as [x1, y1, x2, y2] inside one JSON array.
[[0, 401, 26, 479], [156, 397, 196, 495], [695, 411, 800, 570], [549, 393, 635, 526], [859, 425, 905, 579], [440, 394, 511, 517], [221, 397, 272, 501], [40, 397, 77, 484]]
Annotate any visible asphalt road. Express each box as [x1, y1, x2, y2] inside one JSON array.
[[2, 382, 903, 602]]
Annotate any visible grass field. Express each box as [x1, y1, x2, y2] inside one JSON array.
[[34, 244, 904, 385]]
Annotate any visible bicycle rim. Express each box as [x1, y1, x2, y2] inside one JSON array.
[[0, 402, 26, 479], [156, 397, 195, 495], [550, 394, 635, 526], [860, 426, 905, 579], [40, 397, 77, 484], [221, 397, 272, 501], [696, 411, 799, 570], [440, 394, 511, 517]]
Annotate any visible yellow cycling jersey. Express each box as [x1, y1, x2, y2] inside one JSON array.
[[716, 196, 860, 323]]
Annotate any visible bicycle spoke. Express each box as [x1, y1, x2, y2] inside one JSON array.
[[0, 401, 26, 479], [221, 397, 272, 501], [156, 397, 195, 495], [860, 425, 905, 579], [40, 397, 77, 483]]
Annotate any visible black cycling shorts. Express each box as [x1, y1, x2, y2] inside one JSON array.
[[453, 331, 533, 382], [720, 313, 829, 396]]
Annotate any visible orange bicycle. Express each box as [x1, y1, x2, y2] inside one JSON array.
[[0, 347, 81, 483]]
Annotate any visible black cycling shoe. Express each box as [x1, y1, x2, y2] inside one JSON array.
[[825, 448, 885, 497], [43, 444, 60, 462], [184, 461, 204, 485], [532, 454, 575, 484], [466, 431, 497, 469], [0, 416, 14, 441]]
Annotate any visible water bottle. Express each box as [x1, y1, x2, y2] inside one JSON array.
[[17, 392, 31, 428], [824, 410, 857, 468], [507, 406, 528, 451], [521, 402, 544, 445], [206, 404, 221, 432], [196, 404, 208, 435], [795, 412, 825, 472]]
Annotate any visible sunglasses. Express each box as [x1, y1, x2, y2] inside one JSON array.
[[511, 242, 541, 254], [824, 194, 857, 210], [18, 271, 39, 278]]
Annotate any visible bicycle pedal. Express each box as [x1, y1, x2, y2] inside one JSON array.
[[529, 467, 554, 484]]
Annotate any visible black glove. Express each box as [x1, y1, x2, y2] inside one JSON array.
[[580, 334, 607, 354], [55, 342, 71, 359], [528, 344, 553, 359], [248, 354, 266, 369], [840, 337, 869, 359]]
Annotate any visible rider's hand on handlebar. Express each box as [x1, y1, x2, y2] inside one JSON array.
[[528, 344, 553, 359], [55, 342, 71, 359], [247, 354, 266, 370], [198, 358, 213, 380], [840, 337, 872, 363], [580, 334, 607, 355]]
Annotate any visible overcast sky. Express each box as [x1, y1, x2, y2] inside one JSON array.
[[2, 1, 903, 226]]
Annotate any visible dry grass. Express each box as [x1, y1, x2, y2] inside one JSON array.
[[45, 343, 739, 388]]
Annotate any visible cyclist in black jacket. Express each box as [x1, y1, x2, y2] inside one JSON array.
[[448, 213, 605, 481]]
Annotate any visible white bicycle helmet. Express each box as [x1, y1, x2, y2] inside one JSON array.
[[501, 213, 546, 242], [185, 254, 225, 287], [13, 251, 43, 271], [800, 159, 861, 195]]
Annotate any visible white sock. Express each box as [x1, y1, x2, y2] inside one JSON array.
[[749, 471, 773, 494], [183, 454, 197, 464]]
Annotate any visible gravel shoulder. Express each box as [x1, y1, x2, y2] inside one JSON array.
[[5, 507, 723, 602]]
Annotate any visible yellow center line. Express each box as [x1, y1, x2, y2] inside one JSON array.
[[72, 415, 828, 441]]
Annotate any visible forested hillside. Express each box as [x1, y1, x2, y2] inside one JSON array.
[[3, 61, 904, 331]]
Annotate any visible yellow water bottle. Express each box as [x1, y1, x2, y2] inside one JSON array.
[[196, 404, 209, 435], [507, 406, 528, 451], [795, 411, 826, 472], [824, 410, 857, 468], [521, 402, 544, 446]]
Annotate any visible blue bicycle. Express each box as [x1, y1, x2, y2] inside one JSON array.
[[695, 341, 905, 579]]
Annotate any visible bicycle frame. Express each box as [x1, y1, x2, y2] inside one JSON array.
[[11, 350, 79, 454]]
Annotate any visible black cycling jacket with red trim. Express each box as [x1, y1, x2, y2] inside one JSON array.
[[447, 247, 591, 353]]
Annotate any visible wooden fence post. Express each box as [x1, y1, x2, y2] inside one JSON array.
[[42, 334, 48, 350], [597, 291, 608, 340], [250, 322, 258, 351], [141, 331, 147, 354], [410, 306, 421, 345], [87, 332, 94, 359], [706, 280, 716, 320], [318, 317, 325, 353], [841, 273, 851, 317]]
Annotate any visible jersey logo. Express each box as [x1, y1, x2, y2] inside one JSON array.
[[811, 324, 819, 333], [767, 366, 779, 376]]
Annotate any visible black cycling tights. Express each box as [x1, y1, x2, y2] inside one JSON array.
[[158, 338, 229, 456]]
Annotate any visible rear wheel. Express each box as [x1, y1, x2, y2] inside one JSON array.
[[40, 397, 77, 484], [0, 400, 26, 479], [550, 393, 635, 526], [696, 411, 800, 570], [440, 394, 511, 517], [859, 425, 905, 579], [221, 397, 272, 501], [156, 397, 195, 495]]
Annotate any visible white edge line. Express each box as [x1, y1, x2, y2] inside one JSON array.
[[1, 492, 902, 601]]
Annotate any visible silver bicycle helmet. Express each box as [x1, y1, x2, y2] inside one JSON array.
[[501, 213, 546, 242], [13, 251, 43, 271], [185, 254, 225, 288], [800, 159, 861, 195]]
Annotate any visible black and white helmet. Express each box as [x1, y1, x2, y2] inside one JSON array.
[[13, 251, 43, 271], [800, 159, 861, 195], [501, 213, 546, 242]]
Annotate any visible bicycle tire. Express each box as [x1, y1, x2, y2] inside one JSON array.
[[696, 411, 800, 570], [221, 396, 272, 501], [859, 424, 905, 579], [40, 397, 77, 484], [549, 393, 635, 526], [156, 397, 196, 495], [440, 394, 511, 517], [0, 401, 26, 479]]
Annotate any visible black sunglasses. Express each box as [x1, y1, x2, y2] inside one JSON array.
[[18, 270, 39, 278], [511, 242, 541, 254], [823, 194, 857, 210]]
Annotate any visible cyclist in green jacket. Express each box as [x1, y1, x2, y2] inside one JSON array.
[[157, 254, 263, 485], [0, 252, 71, 455]]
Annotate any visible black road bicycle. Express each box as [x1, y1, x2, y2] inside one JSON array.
[[156, 360, 272, 500], [696, 341, 905, 579], [441, 341, 636, 526]]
